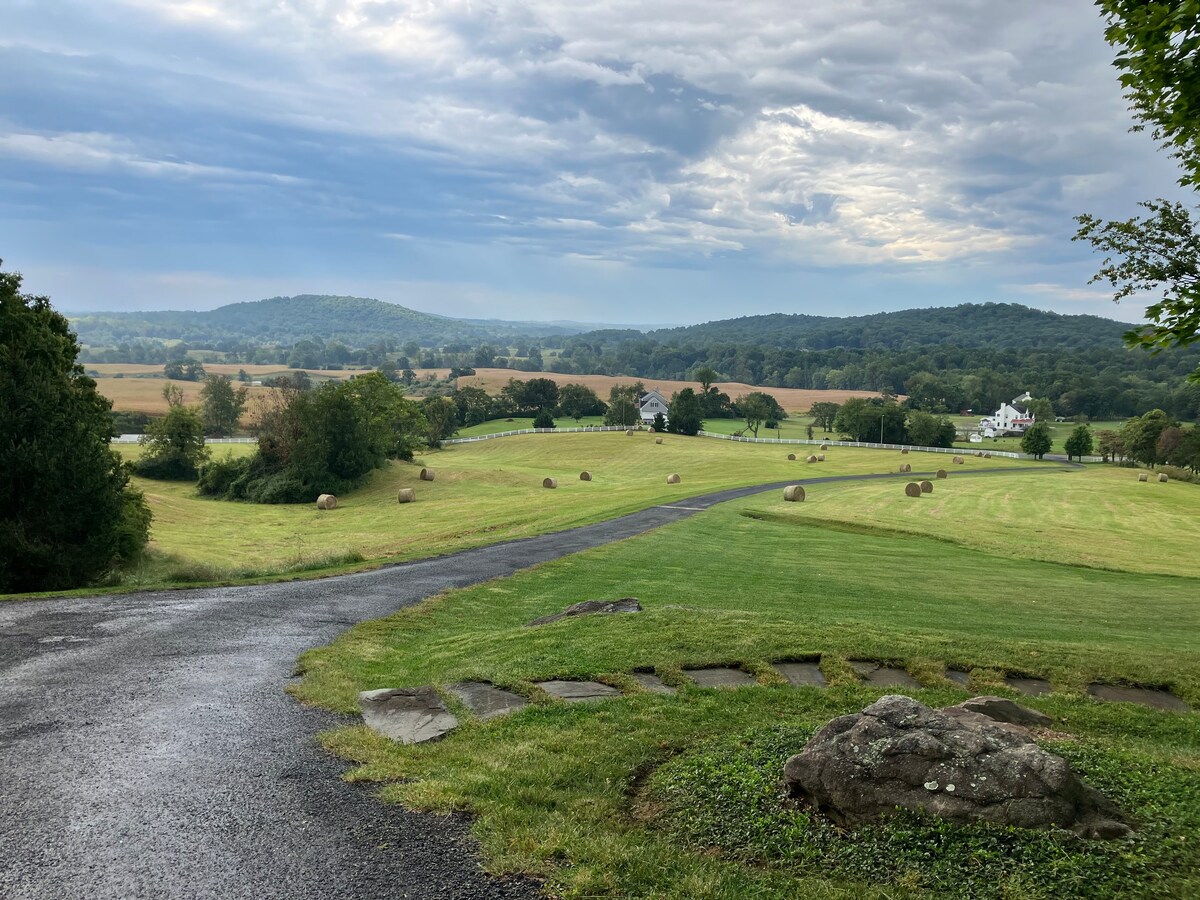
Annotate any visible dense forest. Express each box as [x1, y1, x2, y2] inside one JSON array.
[[72, 296, 1200, 421]]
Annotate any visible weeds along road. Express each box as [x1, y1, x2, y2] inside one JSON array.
[[0, 466, 1071, 900]]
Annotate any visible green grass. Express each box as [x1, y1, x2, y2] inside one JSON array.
[[295, 461, 1200, 898], [84, 436, 1030, 593]]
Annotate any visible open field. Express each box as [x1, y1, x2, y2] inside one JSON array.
[[459, 368, 890, 414], [296, 454, 1200, 898], [108, 436, 1026, 585], [454, 416, 820, 438]]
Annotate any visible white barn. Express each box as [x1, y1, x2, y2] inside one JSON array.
[[639, 389, 669, 425]]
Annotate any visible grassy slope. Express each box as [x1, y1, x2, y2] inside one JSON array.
[[295, 454, 1200, 898], [109, 436, 1029, 581]]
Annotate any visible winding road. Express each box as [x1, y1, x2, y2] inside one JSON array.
[[0, 466, 1070, 899]]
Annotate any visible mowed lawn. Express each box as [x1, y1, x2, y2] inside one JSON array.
[[112, 435, 1031, 579], [296, 460, 1200, 899]]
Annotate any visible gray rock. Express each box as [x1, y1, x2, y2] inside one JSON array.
[[446, 682, 528, 720], [1087, 683, 1190, 713], [358, 686, 459, 744], [684, 667, 757, 688], [631, 673, 676, 694], [945, 670, 971, 687], [772, 662, 827, 688], [850, 661, 922, 689], [536, 680, 623, 702], [784, 695, 1129, 840], [948, 696, 1053, 728], [526, 598, 642, 626], [1005, 676, 1052, 696]]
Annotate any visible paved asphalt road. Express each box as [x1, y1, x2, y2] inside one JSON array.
[[0, 466, 1071, 899]]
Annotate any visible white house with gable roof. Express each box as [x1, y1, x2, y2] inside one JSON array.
[[979, 391, 1036, 437], [639, 389, 669, 425]]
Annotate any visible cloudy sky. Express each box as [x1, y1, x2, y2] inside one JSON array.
[[0, 0, 1191, 324]]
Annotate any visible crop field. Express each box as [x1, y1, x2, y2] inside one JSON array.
[[110, 435, 1021, 586], [458, 368, 890, 414], [294, 440, 1200, 898]]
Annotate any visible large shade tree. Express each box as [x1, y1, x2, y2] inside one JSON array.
[[0, 265, 151, 592]]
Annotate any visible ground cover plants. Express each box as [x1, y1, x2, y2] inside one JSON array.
[[295, 451, 1200, 898]]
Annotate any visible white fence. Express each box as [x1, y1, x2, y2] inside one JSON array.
[[444, 425, 632, 444], [110, 436, 256, 444]]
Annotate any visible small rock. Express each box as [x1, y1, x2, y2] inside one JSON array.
[[537, 680, 622, 702], [684, 667, 757, 688], [359, 686, 459, 744], [772, 662, 827, 688], [631, 673, 676, 694], [446, 682, 528, 720], [526, 598, 642, 627]]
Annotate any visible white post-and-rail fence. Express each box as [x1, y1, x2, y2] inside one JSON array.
[[111, 427, 1100, 462]]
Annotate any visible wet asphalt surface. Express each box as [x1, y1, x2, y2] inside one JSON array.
[[0, 466, 1069, 899]]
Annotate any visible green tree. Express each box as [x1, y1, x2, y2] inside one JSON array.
[[834, 397, 906, 443], [1121, 408, 1176, 466], [1, 266, 150, 591], [421, 396, 459, 447], [1076, 4, 1200, 378], [555, 383, 604, 422], [735, 392, 781, 438], [519, 377, 559, 413], [1027, 396, 1056, 424], [532, 409, 556, 429], [604, 384, 640, 426], [652, 411, 667, 433], [1064, 425, 1095, 462], [666, 388, 703, 436], [1020, 422, 1053, 459], [453, 385, 495, 426], [808, 401, 841, 432], [137, 405, 210, 479], [1097, 429, 1125, 463], [200, 374, 249, 436], [905, 410, 956, 448]]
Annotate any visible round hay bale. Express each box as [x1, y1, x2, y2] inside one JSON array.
[[316, 493, 337, 510], [820, 443, 829, 451], [666, 473, 681, 484], [1159, 473, 1169, 483], [543, 477, 557, 489], [655, 437, 663, 444], [505, 417, 514, 422], [397, 488, 416, 504], [783, 484, 805, 502], [904, 482, 922, 498], [787, 453, 796, 461], [420, 468, 435, 482], [1138, 472, 1149, 482], [626, 429, 635, 436], [899, 463, 910, 473], [936, 469, 948, 479], [953, 455, 965, 464], [806, 455, 818, 463], [983, 452, 992, 458], [920, 480, 933, 493], [579, 471, 592, 481], [817, 453, 826, 461], [901, 448, 910, 455]]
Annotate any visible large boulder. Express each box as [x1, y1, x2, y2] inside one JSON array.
[[783, 695, 1129, 839]]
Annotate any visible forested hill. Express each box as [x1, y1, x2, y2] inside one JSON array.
[[647, 303, 1132, 350], [71, 295, 593, 348]]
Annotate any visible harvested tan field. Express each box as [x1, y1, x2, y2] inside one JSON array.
[[458, 369, 889, 413], [87, 363, 452, 380], [95, 378, 274, 415]]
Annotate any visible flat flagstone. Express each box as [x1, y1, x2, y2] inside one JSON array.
[[772, 662, 827, 688], [1005, 676, 1052, 697], [684, 667, 757, 688], [446, 681, 529, 720], [358, 686, 459, 744], [631, 672, 676, 694], [536, 680, 622, 702], [946, 670, 971, 687], [850, 661, 922, 689], [1087, 683, 1190, 713]]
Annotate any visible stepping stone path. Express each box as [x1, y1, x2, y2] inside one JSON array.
[[850, 660, 922, 689], [632, 672, 676, 694], [772, 662, 827, 687], [1005, 676, 1052, 696], [358, 687, 459, 744], [526, 597, 642, 627], [360, 664, 1192, 744], [1087, 683, 1190, 713], [446, 682, 528, 720], [684, 667, 757, 688], [536, 680, 622, 702]]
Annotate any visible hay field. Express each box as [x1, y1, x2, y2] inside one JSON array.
[[116, 435, 1028, 577], [458, 368, 889, 413]]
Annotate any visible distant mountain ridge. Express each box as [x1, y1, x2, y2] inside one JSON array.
[[70, 294, 1136, 352]]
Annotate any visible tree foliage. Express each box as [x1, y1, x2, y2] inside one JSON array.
[[1064, 425, 1095, 461], [555, 383, 605, 422], [834, 398, 907, 443], [137, 405, 210, 479], [200, 373, 249, 435], [1, 266, 150, 591], [735, 392, 784, 438], [905, 410, 956, 448], [667, 388, 703, 436], [603, 384, 641, 426], [1020, 422, 1053, 459], [808, 401, 841, 432]]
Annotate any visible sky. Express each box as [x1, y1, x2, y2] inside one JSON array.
[[0, 0, 1192, 326]]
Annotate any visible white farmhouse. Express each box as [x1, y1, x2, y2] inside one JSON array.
[[639, 389, 670, 426], [979, 391, 1035, 437]]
